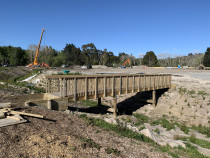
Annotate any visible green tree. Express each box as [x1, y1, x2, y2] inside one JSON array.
[[142, 51, 158, 67], [0, 46, 28, 66], [81, 43, 97, 65], [62, 44, 81, 65], [203, 47, 210, 67]]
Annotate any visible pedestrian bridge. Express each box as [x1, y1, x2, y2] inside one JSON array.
[[45, 73, 172, 116]]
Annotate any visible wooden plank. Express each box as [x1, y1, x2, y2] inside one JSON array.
[[6, 115, 21, 121], [0, 102, 11, 109], [138, 76, 140, 92], [10, 111, 44, 118], [0, 115, 26, 128]]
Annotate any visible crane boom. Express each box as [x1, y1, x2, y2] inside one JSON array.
[[33, 28, 45, 65]]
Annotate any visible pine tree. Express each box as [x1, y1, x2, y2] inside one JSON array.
[[142, 51, 158, 67], [203, 47, 210, 67]]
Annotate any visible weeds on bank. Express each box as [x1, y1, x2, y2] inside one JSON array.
[[80, 137, 101, 150], [197, 91, 207, 96], [192, 125, 210, 137], [177, 135, 210, 149], [178, 87, 187, 95], [133, 113, 149, 126], [81, 100, 98, 107], [79, 114, 208, 158], [105, 148, 121, 156], [0, 68, 45, 93]]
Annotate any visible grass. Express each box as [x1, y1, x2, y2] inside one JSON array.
[[105, 148, 121, 156], [79, 114, 208, 158], [80, 137, 101, 150], [197, 91, 207, 96], [0, 68, 45, 93], [15, 69, 41, 82], [178, 136, 210, 149], [178, 87, 187, 95], [133, 113, 149, 126], [152, 118, 175, 131], [78, 114, 154, 144], [192, 125, 210, 137], [81, 100, 98, 107], [188, 90, 196, 95]]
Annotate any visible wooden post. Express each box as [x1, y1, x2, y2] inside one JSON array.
[[59, 78, 62, 97], [119, 76, 122, 95], [113, 95, 117, 117], [126, 76, 128, 94], [46, 79, 49, 93], [47, 99, 52, 110], [149, 75, 151, 90], [132, 76, 135, 93], [144, 75, 146, 91], [58, 78, 60, 92], [64, 78, 67, 97], [95, 77, 98, 99], [74, 77, 77, 102], [98, 98, 101, 107], [85, 77, 88, 100], [112, 76, 115, 97], [104, 77, 107, 97], [153, 90, 156, 107], [169, 75, 172, 87], [138, 76, 140, 92], [153, 75, 155, 90]]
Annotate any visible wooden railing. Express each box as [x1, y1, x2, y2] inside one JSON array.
[[46, 74, 172, 102]]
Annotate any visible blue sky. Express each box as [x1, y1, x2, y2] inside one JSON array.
[[0, 0, 210, 58]]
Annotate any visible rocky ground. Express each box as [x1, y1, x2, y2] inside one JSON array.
[[0, 66, 210, 158]]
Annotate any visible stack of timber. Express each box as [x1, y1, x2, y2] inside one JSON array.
[[0, 102, 44, 128]]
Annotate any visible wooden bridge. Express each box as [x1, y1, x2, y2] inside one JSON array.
[[46, 74, 172, 116]]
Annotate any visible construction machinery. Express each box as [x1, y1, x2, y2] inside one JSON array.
[[121, 59, 131, 68], [27, 28, 49, 68]]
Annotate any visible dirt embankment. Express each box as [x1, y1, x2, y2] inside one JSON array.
[[0, 104, 169, 158]]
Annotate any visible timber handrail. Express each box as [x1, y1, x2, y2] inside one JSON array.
[[45, 74, 172, 102]]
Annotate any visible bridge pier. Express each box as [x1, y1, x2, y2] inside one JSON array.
[[113, 95, 117, 117], [97, 98, 101, 107], [153, 90, 156, 107]]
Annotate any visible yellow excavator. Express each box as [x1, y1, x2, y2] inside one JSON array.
[[27, 28, 49, 68]]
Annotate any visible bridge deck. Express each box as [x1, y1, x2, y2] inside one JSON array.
[[46, 74, 172, 102]]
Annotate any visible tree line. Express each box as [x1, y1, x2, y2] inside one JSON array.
[[0, 44, 209, 67]]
